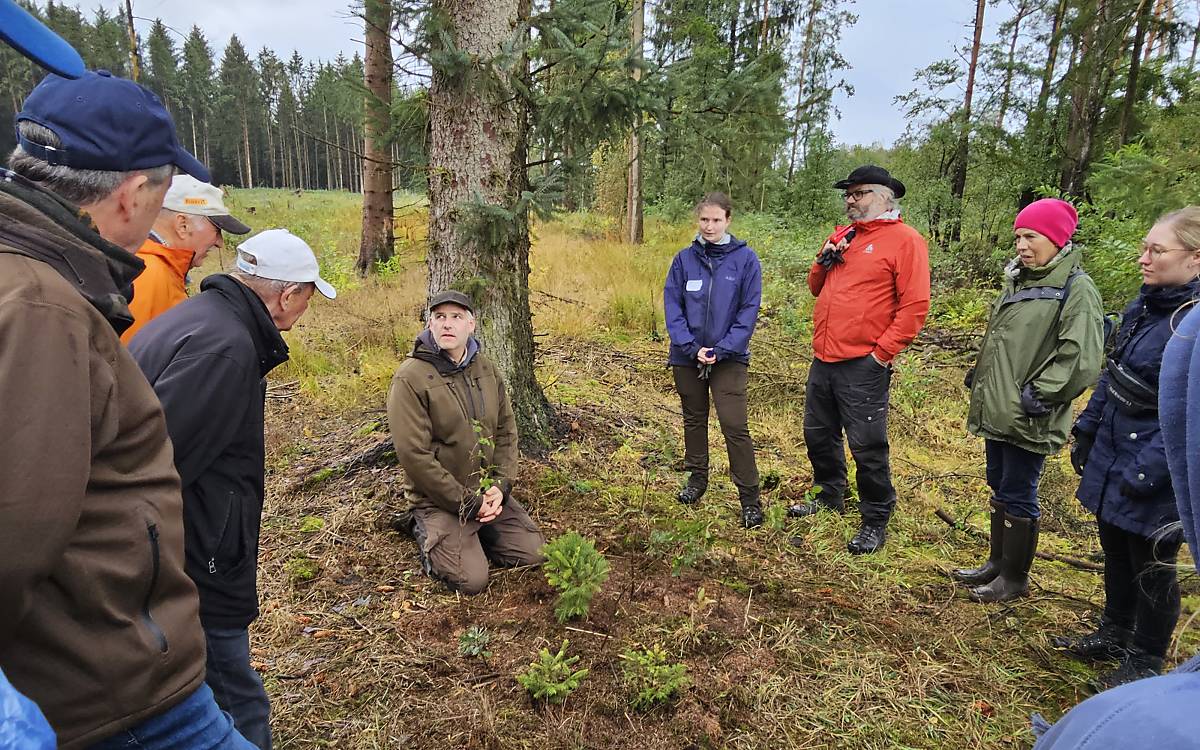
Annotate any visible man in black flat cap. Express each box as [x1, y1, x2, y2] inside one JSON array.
[[387, 290, 546, 595], [790, 165, 931, 556]]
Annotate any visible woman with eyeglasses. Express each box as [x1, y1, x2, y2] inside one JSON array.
[[1051, 206, 1200, 691], [956, 198, 1105, 602]]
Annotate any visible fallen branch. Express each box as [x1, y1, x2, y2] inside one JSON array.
[[935, 508, 1105, 573], [287, 438, 397, 492]]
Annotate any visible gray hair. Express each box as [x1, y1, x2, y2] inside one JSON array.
[[8, 120, 174, 206], [231, 272, 315, 299], [871, 184, 899, 210]]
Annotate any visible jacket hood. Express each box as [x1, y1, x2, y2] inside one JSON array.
[[0, 167, 144, 334], [689, 233, 749, 261], [1006, 241, 1080, 283], [413, 328, 480, 374], [852, 208, 903, 229], [198, 273, 289, 376], [1141, 278, 1200, 312]]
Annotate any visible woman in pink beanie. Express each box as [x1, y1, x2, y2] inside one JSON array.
[[954, 198, 1106, 602]]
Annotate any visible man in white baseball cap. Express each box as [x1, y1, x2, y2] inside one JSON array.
[[127, 227, 334, 748], [122, 175, 252, 343]]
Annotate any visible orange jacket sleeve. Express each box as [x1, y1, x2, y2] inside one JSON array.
[[873, 232, 931, 362]]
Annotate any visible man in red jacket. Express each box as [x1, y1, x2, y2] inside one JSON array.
[[789, 165, 931, 554]]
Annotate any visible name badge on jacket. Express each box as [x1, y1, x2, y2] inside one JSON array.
[[686, 279, 703, 292]]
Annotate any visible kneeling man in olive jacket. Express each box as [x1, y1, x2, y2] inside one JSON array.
[[387, 290, 545, 594]]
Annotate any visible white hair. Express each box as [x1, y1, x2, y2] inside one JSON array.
[[871, 184, 898, 210]]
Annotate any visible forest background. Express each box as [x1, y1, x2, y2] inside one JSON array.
[[7, 1, 1200, 747]]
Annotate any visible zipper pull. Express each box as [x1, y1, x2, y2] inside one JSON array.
[[208, 558, 216, 574]]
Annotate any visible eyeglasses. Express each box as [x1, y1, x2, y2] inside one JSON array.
[[201, 216, 223, 241], [842, 189, 874, 202], [1139, 242, 1191, 259]]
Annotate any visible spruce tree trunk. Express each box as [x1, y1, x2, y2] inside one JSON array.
[[242, 110, 254, 188], [786, 0, 820, 184], [949, 0, 986, 242], [359, 0, 395, 273], [1119, 0, 1152, 145], [625, 0, 644, 245], [427, 0, 552, 452]]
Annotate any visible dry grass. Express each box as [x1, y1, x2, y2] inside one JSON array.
[[221, 190, 1200, 749]]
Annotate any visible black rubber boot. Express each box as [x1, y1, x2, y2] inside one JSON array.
[[677, 474, 708, 505], [969, 513, 1038, 603], [951, 499, 1006, 585], [1051, 619, 1133, 662], [1090, 648, 1164, 693], [739, 485, 763, 529]]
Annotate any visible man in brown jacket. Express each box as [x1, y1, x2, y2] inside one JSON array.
[[387, 290, 545, 595], [0, 71, 253, 749]]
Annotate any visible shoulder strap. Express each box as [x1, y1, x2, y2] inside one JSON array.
[[1027, 268, 1087, 383]]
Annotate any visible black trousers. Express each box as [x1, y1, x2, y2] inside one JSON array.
[[1098, 519, 1182, 658], [672, 361, 759, 494], [803, 355, 896, 526]]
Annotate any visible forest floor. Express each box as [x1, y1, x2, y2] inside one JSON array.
[[217, 189, 1199, 749]]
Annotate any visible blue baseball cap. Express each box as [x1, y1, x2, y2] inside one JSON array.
[[0, 0, 86, 79], [16, 70, 210, 182]]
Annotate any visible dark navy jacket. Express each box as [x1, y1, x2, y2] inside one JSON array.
[[130, 274, 289, 629], [663, 235, 762, 367], [1074, 280, 1200, 538]]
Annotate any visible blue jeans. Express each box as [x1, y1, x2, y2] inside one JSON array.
[[205, 628, 272, 750], [86, 683, 254, 749], [984, 439, 1046, 518]]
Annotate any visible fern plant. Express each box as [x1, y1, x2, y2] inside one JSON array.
[[620, 645, 690, 710], [516, 640, 589, 703], [541, 531, 610, 623]]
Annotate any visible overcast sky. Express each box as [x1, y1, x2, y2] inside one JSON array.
[[114, 0, 1178, 148]]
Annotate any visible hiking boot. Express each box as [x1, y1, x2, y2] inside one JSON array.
[[677, 474, 708, 505], [738, 485, 763, 529], [969, 513, 1038, 603], [1090, 649, 1164, 693], [388, 509, 415, 537], [787, 496, 845, 518], [951, 499, 1006, 586], [848, 523, 887, 555], [1051, 620, 1133, 662]]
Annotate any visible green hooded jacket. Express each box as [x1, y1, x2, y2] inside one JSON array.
[[966, 243, 1104, 454]]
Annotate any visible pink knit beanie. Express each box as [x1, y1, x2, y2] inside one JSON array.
[[1013, 198, 1079, 248]]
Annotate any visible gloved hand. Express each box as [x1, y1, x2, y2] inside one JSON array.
[[1020, 383, 1051, 417], [963, 367, 975, 389], [697, 362, 712, 380], [1070, 430, 1095, 476], [816, 244, 846, 268]]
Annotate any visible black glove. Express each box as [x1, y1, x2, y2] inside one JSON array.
[[963, 367, 975, 389], [816, 245, 846, 268], [1020, 383, 1051, 417], [697, 362, 712, 380], [1070, 431, 1095, 477]]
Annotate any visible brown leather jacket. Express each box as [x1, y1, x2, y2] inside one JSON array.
[[0, 172, 206, 749], [387, 331, 519, 516]]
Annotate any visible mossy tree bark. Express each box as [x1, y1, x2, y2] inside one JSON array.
[[427, 0, 552, 451]]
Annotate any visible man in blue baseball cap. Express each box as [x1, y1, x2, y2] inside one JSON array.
[[0, 70, 253, 749]]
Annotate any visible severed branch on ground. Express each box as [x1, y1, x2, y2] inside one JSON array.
[[935, 508, 1105, 573], [287, 438, 398, 492]]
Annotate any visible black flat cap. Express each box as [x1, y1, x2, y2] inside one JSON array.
[[833, 164, 906, 198], [428, 289, 474, 313]]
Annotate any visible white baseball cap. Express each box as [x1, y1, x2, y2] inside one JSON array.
[[235, 229, 337, 299], [162, 175, 251, 234]]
